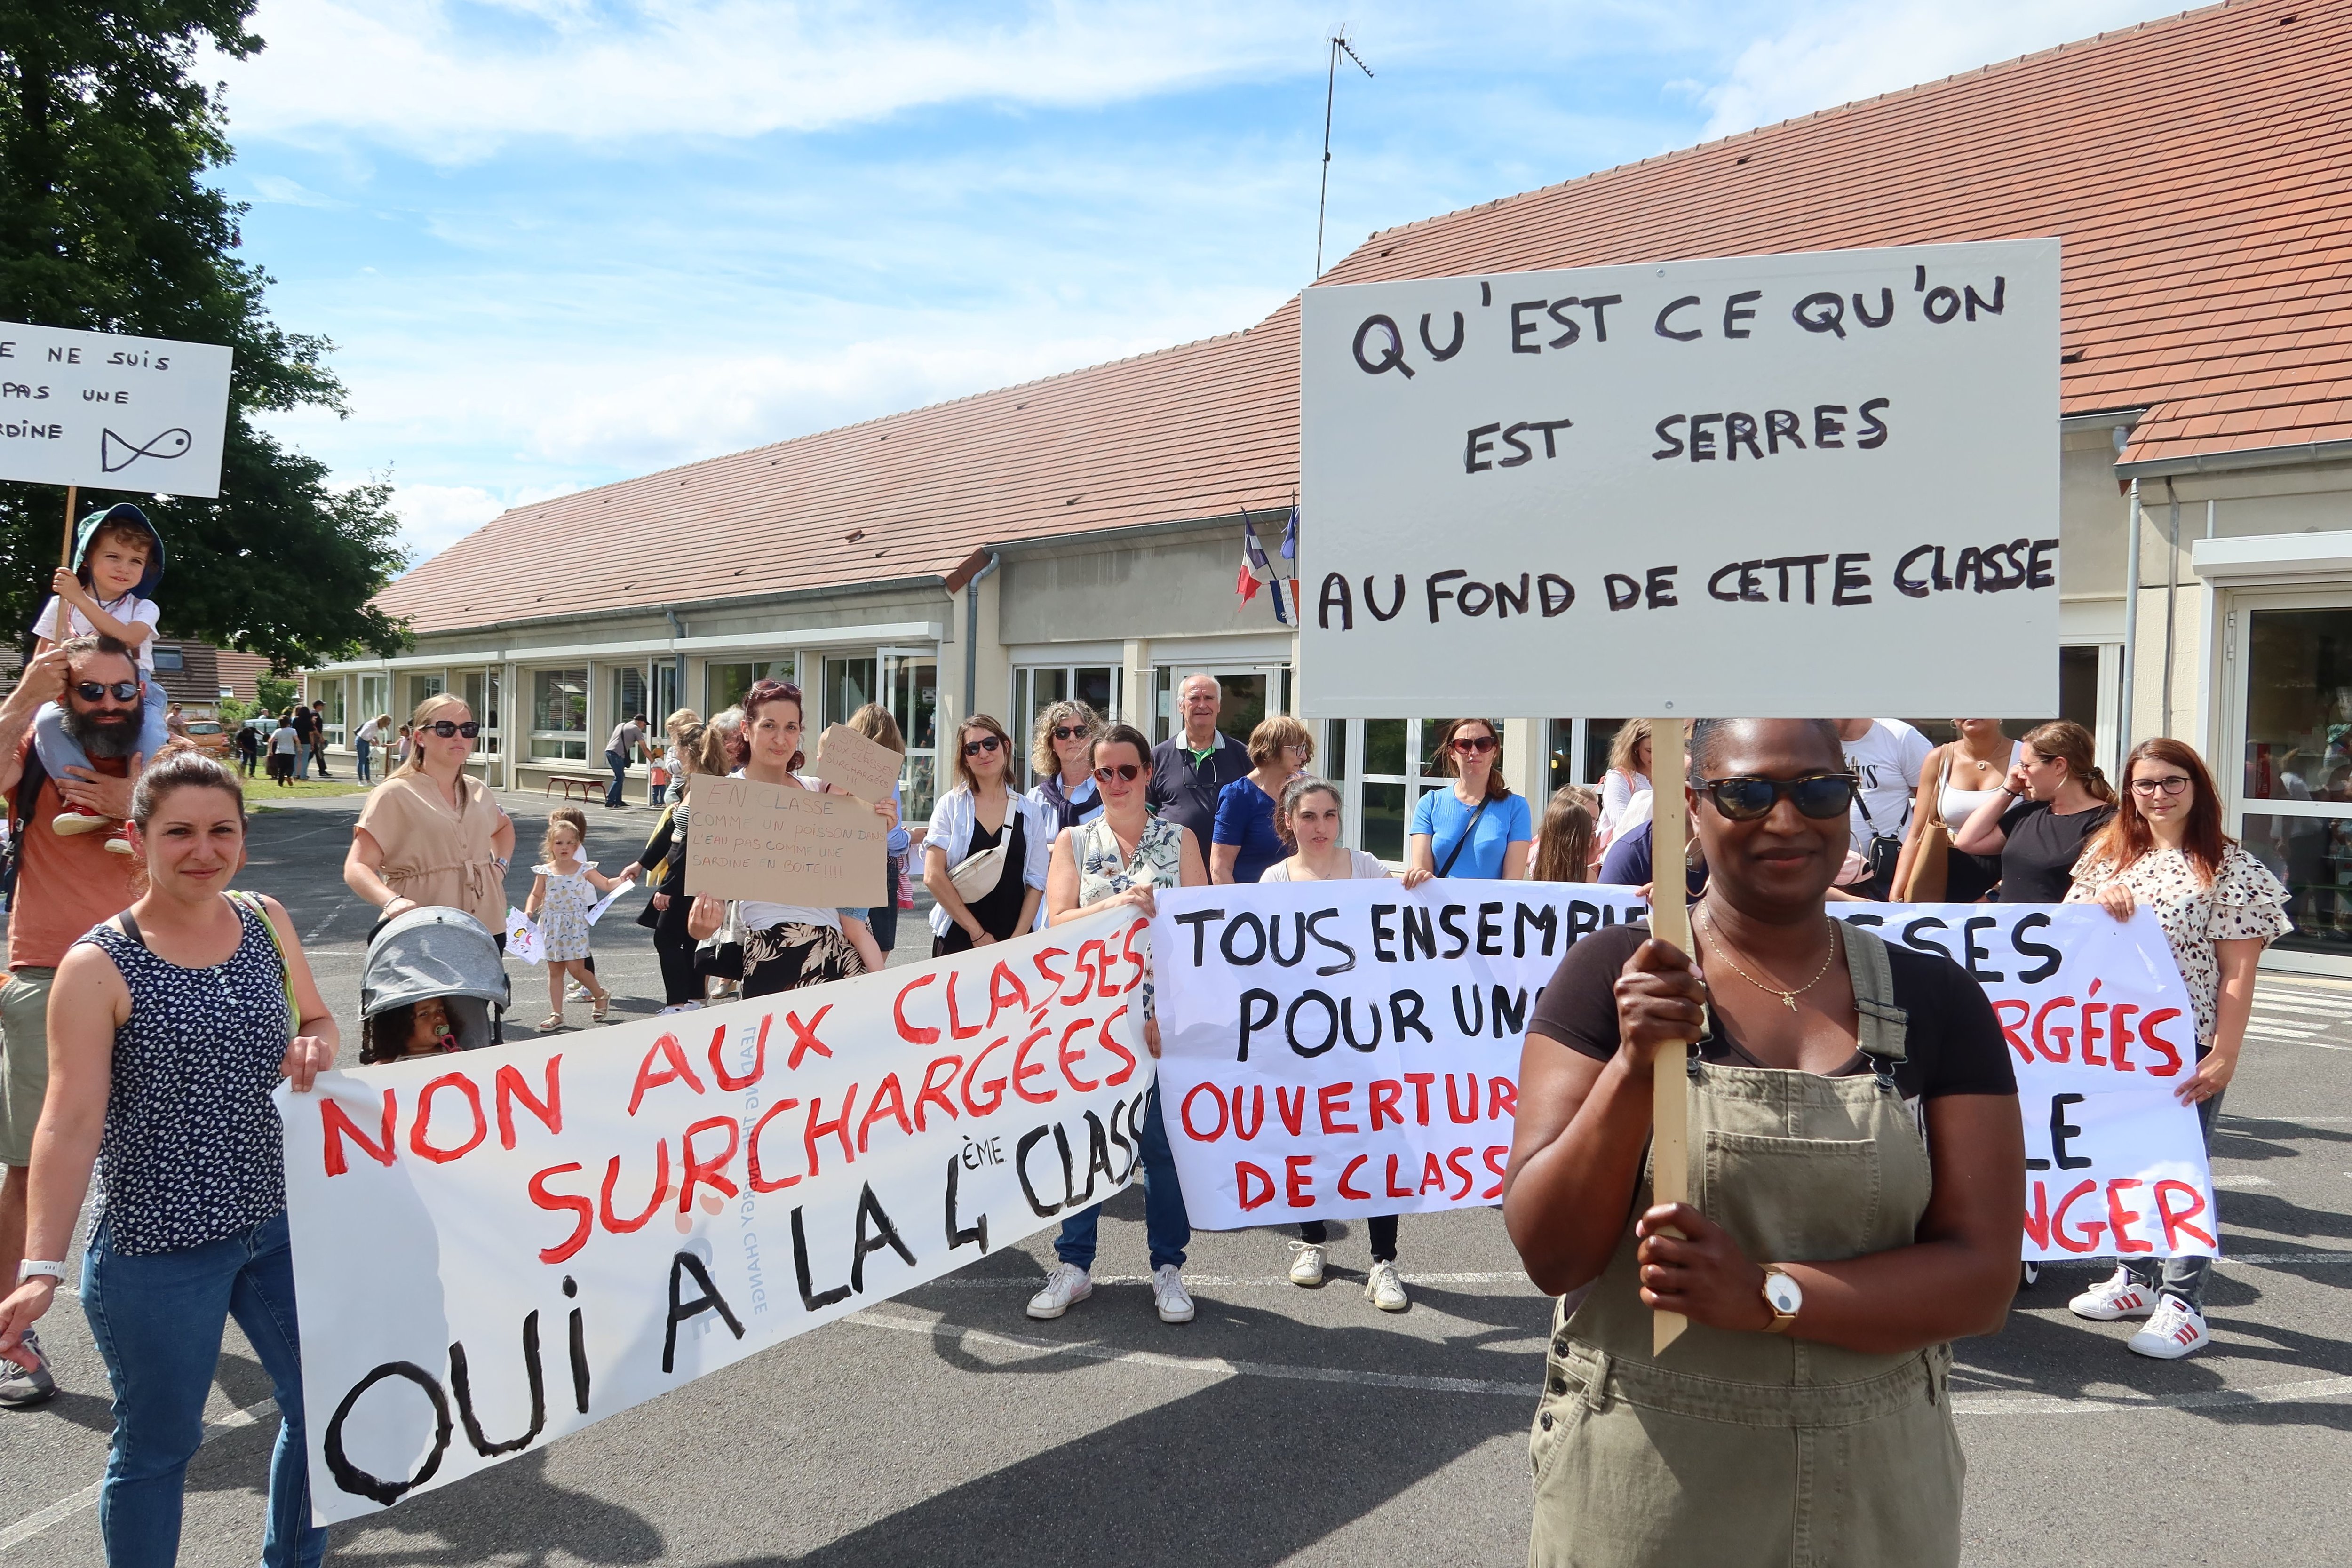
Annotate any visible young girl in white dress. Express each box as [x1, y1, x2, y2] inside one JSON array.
[[525, 805, 634, 1029]]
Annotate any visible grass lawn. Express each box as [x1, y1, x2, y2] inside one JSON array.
[[246, 776, 374, 806]]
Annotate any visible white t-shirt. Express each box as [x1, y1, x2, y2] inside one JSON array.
[[356, 719, 382, 745], [1842, 720, 1933, 854], [32, 593, 160, 671], [270, 725, 298, 755], [1260, 850, 1391, 881]]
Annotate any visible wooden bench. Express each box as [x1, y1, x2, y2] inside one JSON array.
[[544, 773, 610, 803]]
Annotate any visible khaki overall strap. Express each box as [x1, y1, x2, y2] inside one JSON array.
[[1843, 921, 1910, 1076]]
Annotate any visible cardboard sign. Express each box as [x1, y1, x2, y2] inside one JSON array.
[[1296, 239, 2060, 718], [504, 907, 542, 966], [684, 776, 889, 907], [803, 724, 906, 805], [278, 908, 1152, 1523], [1152, 885, 2216, 1262], [0, 319, 235, 496]]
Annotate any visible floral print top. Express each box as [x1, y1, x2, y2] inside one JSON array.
[[1075, 813, 1184, 1019], [2066, 843, 2292, 1048]]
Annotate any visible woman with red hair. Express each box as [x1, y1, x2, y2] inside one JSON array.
[[2063, 737, 2289, 1360]]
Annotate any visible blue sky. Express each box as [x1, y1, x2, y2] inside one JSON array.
[[209, 0, 2184, 566]]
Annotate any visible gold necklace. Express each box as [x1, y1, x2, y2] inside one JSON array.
[[1699, 906, 1842, 1012]]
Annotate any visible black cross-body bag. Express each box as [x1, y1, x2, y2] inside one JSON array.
[[1435, 797, 1491, 878]]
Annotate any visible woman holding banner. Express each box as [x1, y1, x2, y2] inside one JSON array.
[[924, 713, 1054, 953], [1405, 717, 1532, 885], [1951, 720, 2115, 902], [1506, 717, 2023, 1568], [0, 751, 335, 1568], [1030, 723, 1208, 1328], [2064, 737, 2290, 1359], [1260, 776, 1416, 1309]]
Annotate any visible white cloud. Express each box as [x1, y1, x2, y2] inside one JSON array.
[[247, 172, 348, 207], [219, 0, 1335, 162], [387, 481, 513, 559], [1699, 0, 2173, 140]]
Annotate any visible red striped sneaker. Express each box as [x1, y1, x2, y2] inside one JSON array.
[[2128, 1296, 2211, 1359], [2068, 1266, 2160, 1321]]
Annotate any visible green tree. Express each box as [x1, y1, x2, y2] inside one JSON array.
[[0, 1, 407, 668]]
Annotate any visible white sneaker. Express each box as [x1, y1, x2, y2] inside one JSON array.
[[2129, 1296, 2212, 1359], [1288, 1241, 1326, 1287], [1153, 1264, 1195, 1324], [1025, 1264, 1092, 1320], [567, 980, 592, 1001], [654, 1003, 702, 1016], [1366, 1259, 1410, 1313], [2068, 1266, 2159, 1321]]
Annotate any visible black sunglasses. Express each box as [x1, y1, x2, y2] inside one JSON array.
[[1093, 763, 1144, 784], [422, 720, 481, 739], [75, 680, 141, 704], [962, 735, 1003, 757], [1450, 734, 1498, 755], [1052, 724, 1090, 741], [1694, 772, 1859, 822]]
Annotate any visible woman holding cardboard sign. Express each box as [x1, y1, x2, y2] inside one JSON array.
[[923, 713, 1054, 953], [2064, 738, 2289, 1360], [1505, 717, 2022, 1568]]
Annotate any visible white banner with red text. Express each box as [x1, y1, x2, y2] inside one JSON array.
[[278, 909, 1151, 1525], [1152, 884, 2218, 1265]]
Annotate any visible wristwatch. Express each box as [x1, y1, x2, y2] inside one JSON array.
[[16, 1260, 64, 1285], [1760, 1265, 1802, 1333]]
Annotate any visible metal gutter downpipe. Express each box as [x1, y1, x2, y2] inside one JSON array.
[[665, 611, 686, 711], [962, 552, 1001, 722], [2119, 464, 2143, 755]]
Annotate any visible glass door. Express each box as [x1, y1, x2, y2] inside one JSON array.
[[2231, 596, 2352, 969]]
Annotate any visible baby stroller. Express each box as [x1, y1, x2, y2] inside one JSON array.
[[359, 907, 512, 1063]]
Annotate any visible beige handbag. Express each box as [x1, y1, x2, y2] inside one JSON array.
[[1895, 752, 1953, 902]]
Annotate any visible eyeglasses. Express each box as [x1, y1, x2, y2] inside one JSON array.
[[1450, 735, 1498, 756], [1693, 772, 1859, 821], [1052, 725, 1090, 741], [74, 680, 140, 704], [2130, 774, 2193, 797], [962, 735, 1003, 757], [422, 721, 480, 739], [1093, 764, 1144, 784]]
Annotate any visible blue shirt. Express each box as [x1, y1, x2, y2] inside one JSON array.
[[1597, 820, 1708, 898], [1212, 777, 1287, 884], [1410, 788, 1533, 880]]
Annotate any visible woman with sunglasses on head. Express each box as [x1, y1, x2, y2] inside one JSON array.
[[343, 693, 515, 941], [2062, 738, 2289, 1359], [1890, 719, 2020, 903], [1026, 700, 1104, 831], [687, 680, 891, 995], [924, 715, 1055, 954], [1211, 715, 1314, 886], [1507, 718, 2022, 1568], [1262, 776, 1418, 1309], [1030, 723, 1209, 1328], [1406, 717, 1532, 889], [1951, 720, 2116, 903]]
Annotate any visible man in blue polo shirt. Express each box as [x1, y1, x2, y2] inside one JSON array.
[[1147, 672, 1249, 845]]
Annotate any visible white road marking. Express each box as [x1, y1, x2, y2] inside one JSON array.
[[2249, 997, 2345, 1016], [0, 1400, 272, 1553], [1951, 1374, 2352, 1415], [2212, 1173, 2275, 1188]]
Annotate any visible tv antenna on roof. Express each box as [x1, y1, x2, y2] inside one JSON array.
[[1315, 29, 1374, 280]]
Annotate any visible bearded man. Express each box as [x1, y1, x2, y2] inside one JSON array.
[[0, 635, 150, 1406]]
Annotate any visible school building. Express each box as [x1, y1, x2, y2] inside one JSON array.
[[306, 0, 2352, 974]]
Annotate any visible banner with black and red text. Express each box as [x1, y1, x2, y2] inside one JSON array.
[[1152, 884, 2217, 1265], [279, 909, 1149, 1524]]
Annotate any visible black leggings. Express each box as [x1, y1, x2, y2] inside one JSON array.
[[652, 892, 699, 1006], [1299, 1215, 1398, 1263]]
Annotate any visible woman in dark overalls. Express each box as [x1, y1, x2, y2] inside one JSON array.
[[1507, 718, 2025, 1567]]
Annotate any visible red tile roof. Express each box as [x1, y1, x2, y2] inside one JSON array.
[[382, 0, 2348, 637]]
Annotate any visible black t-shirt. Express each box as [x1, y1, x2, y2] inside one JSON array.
[[1526, 923, 2017, 1102], [1997, 799, 2115, 903]]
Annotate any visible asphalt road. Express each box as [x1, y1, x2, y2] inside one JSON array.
[[2, 790, 2348, 1565]]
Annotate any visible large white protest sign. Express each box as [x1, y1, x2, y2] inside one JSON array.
[[0, 319, 234, 496], [1153, 880, 1648, 1228], [1297, 240, 2059, 718], [1153, 884, 2214, 1262], [280, 908, 1151, 1524], [1833, 902, 2217, 1262]]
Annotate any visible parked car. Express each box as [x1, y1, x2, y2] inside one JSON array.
[[183, 719, 231, 758]]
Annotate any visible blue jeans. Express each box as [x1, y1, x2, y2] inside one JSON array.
[[80, 1210, 326, 1568], [355, 737, 372, 782], [294, 740, 311, 780], [32, 686, 172, 784], [605, 749, 630, 806], [1055, 1084, 1189, 1272], [866, 854, 902, 954]]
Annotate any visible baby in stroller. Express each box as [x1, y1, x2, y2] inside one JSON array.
[[359, 906, 512, 1063]]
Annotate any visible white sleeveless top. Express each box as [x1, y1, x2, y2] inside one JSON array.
[[1937, 741, 2023, 829]]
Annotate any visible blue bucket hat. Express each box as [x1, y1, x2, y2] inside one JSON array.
[[72, 503, 166, 600]]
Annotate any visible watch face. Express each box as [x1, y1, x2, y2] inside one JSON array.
[[1765, 1273, 1804, 1314]]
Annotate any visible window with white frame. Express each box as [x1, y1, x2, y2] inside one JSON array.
[[404, 671, 445, 718], [317, 679, 346, 746], [530, 668, 588, 760], [1013, 663, 1120, 787], [462, 669, 502, 755], [1330, 716, 1489, 863]]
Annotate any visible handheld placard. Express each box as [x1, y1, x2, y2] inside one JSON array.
[[1646, 720, 1692, 1354]]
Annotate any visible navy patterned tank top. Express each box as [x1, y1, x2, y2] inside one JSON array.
[[80, 898, 293, 1254]]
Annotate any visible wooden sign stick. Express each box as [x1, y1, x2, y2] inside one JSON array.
[[59, 484, 77, 569], [1646, 718, 1693, 1354]]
